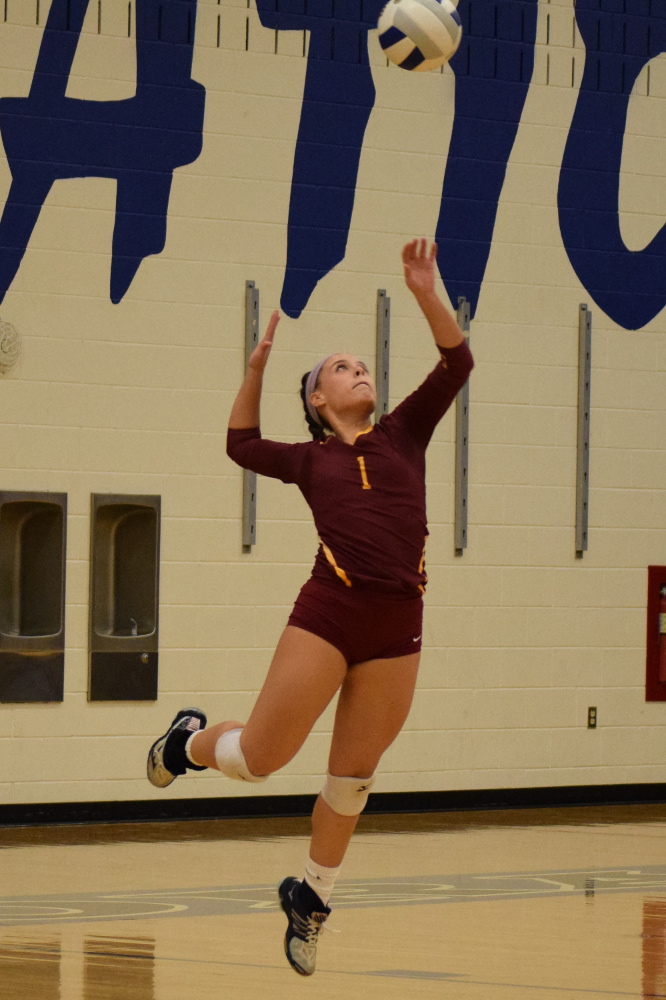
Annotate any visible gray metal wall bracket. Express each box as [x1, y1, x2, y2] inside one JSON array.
[[376, 289, 391, 418], [243, 281, 259, 553], [576, 303, 592, 557], [454, 297, 471, 557]]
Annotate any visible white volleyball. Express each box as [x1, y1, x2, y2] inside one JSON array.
[[377, 0, 463, 72]]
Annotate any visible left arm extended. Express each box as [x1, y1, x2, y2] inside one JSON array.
[[402, 238, 464, 349], [379, 239, 472, 450]]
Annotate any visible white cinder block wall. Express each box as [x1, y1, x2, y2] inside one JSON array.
[[0, 0, 664, 806]]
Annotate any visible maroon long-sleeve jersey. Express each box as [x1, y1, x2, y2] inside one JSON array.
[[227, 340, 474, 597]]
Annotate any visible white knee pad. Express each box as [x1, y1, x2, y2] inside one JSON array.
[[321, 771, 376, 816], [214, 729, 268, 783]]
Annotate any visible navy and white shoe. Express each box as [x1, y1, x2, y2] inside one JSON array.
[[278, 877, 331, 976], [146, 709, 207, 788]]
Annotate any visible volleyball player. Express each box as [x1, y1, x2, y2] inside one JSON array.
[[146, 239, 474, 976]]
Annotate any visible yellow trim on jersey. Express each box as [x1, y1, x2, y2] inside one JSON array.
[[320, 540, 353, 588], [418, 541, 428, 593], [353, 425, 374, 444]]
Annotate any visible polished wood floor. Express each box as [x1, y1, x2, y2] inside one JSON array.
[[1, 804, 665, 999]]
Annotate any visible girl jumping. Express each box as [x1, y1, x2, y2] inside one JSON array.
[[147, 239, 474, 976]]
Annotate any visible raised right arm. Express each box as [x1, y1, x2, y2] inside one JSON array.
[[228, 309, 280, 429], [226, 310, 309, 485]]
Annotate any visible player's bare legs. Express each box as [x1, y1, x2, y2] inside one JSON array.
[[146, 626, 346, 788], [146, 636, 420, 977], [309, 651, 421, 865], [188, 626, 347, 773], [193, 648, 420, 864], [278, 650, 420, 975]]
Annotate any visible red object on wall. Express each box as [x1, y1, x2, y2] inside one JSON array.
[[645, 566, 666, 701], [660, 587, 666, 685]]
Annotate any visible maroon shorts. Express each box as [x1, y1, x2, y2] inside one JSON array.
[[287, 576, 423, 666]]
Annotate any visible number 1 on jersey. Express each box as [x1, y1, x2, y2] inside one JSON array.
[[356, 456, 371, 490]]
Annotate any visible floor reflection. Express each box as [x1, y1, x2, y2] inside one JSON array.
[[84, 936, 155, 1000], [0, 937, 60, 999], [643, 899, 666, 999], [1, 803, 665, 849], [0, 934, 156, 1000]]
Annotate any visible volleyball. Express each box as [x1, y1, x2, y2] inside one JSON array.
[[377, 0, 463, 72]]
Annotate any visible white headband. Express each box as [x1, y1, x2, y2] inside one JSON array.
[[305, 355, 335, 426]]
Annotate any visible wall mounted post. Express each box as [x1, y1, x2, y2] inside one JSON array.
[[0, 491, 67, 702], [243, 280, 259, 552], [576, 303, 592, 557], [454, 297, 471, 556], [88, 494, 160, 701], [375, 289, 391, 418]]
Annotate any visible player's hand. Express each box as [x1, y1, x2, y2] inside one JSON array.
[[402, 239, 437, 298], [248, 310, 280, 373]]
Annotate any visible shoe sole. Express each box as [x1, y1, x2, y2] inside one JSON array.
[[283, 937, 310, 976], [146, 708, 207, 789]]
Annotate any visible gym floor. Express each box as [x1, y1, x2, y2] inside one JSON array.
[[1, 804, 665, 999]]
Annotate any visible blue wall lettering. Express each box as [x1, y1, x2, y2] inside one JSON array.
[[256, 0, 538, 320], [255, 0, 385, 319], [0, 0, 204, 304], [558, 0, 665, 330], [0, 0, 663, 329], [437, 0, 538, 316]]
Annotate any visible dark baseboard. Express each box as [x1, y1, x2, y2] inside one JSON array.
[[1, 783, 666, 828]]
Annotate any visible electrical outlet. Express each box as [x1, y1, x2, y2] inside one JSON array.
[[587, 706, 597, 729]]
